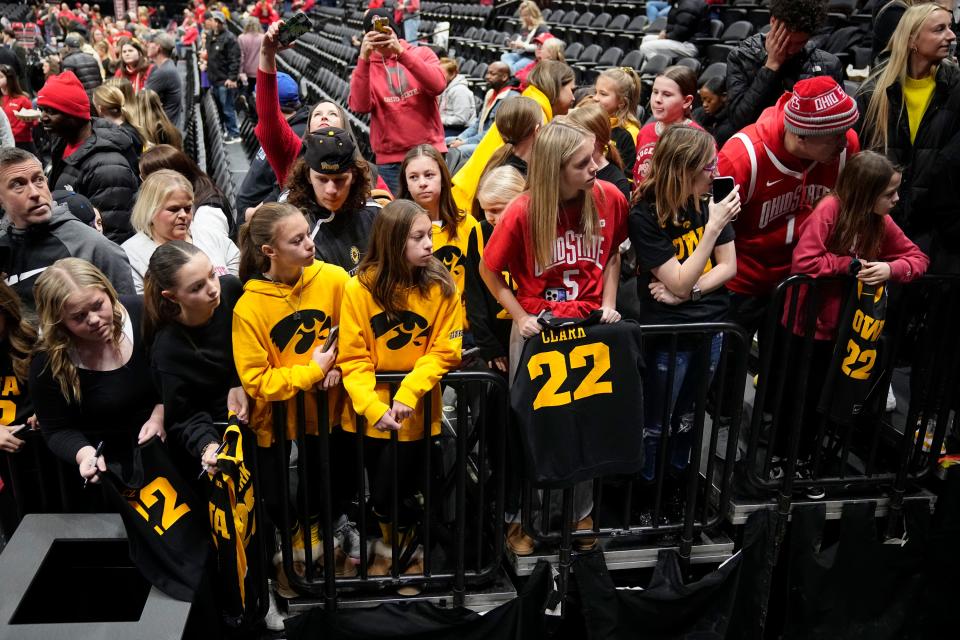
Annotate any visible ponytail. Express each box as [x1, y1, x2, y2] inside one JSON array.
[[238, 202, 302, 282], [142, 240, 204, 343]]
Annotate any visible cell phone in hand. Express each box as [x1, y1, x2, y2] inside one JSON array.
[[278, 12, 312, 46], [373, 15, 390, 33], [322, 326, 339, 352], [711, 176, 736, 202], [3, 424, 25, 435]]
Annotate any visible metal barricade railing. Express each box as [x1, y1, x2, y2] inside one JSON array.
[[273, 370, 507, 608], [742, 274, 960, 530], [520, 322, 750, 593]]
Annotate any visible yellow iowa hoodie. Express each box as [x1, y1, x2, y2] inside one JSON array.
[[338, 275, 462, 441], [233, 260, 349, 446]]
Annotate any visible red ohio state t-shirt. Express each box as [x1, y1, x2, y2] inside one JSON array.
[[483, 180, 628, 318]]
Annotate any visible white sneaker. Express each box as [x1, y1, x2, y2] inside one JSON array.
[[264, 590, 288, 631], [885, 385, 897, 412]]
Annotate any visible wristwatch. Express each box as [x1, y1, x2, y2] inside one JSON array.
[[690, 284, 702, 302]]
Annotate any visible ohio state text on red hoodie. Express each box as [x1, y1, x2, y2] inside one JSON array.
[[348, 41, 447, 164], [717, 94, 860, 296]]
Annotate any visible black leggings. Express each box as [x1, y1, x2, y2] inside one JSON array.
[[363, 438, 427, 529]]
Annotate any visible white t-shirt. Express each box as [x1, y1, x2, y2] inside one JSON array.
[[121, 226, 240, 294]]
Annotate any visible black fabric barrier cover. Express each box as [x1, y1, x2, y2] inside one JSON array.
[[285, 559, 554, 639]]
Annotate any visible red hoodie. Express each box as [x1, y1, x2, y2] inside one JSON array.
[[348, 41, 447, 164], [786, 195, 928, 340], [718, 93, 860, 296]]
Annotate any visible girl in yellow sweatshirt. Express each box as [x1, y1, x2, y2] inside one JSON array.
[[339, 199, 462, 587], [232, 203, 350, 596]]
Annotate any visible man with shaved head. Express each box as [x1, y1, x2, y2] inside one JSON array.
[[446, 61, 517, 159]]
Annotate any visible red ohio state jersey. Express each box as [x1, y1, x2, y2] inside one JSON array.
[[718, 123, 859, 296]]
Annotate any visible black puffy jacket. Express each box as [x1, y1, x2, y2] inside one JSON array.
[[664, 0, 710, 42], [207, 28, 240, 85], [61, 51, 103, 94], [725, 33, 844, 133], [49, 119, 141, 244], [857, 61, 960, 245]]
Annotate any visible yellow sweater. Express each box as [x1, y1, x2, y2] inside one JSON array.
[[233, 260, 349, 446], [338, 276, 462, 440], [451, 84, 553, 211], [433, 214, 482, 325], [903, 73, 936, 145]]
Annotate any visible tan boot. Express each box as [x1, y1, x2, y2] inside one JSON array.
[[273, 554, 298, 599], [334, 547, 357, 578], [396, 546, 424, 597], [574, 515, 597, 551], [368, 539, 393, 577], [506, 522, 535, 556]]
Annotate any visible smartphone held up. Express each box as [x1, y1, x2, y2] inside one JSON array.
[[277, 12, 312, 47]]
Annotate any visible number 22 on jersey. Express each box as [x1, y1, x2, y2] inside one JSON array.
[[526, 342, 613, 410]]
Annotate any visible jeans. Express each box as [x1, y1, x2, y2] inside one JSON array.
[[641, 333, 723, 481], [214, 83, 240, 137], [377, 161, 402, 195], [646, 1, 671, 23], [501, 51, 533, 74], [403, 16, 421, 45]]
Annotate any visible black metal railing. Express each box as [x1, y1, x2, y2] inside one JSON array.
[[271, 369, 508, 608]]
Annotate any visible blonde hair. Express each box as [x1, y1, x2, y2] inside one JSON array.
[[527, 118, 600, 269], [539, 37, 566, 62], [137, 89, 183, 150], [597, 67, 642, 131], [438, 57, 459, 76], [92, 83, 144, 141], [34, 258, 125, 404], [243, 16, 261, 33], [637, 125, 716, 227], [860, 3, 950, 151], [518, 1, 544, 26], [477, 165, 526, 212], [130, 169, 194, 239]]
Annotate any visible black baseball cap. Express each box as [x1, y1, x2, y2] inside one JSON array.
[[303, 128, 356, 174]]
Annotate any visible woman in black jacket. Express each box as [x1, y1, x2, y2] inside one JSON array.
[[856, 3, 959, 254]]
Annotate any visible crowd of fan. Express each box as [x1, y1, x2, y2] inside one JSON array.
[[0, 0, 956, 631]]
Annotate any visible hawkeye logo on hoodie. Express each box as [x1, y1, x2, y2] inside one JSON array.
[[433, 245, 464, 278], [371, 311, 430, 350], [270, 310, 333, 354]]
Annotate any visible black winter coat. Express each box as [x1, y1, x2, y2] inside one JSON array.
[[857, 61, 960, 246], [207, 29, 240, 85], [49, 119, 141, 244], [61, 51, 103, 94], [725, 33, 844, 132], [665, 0, 710, 42]]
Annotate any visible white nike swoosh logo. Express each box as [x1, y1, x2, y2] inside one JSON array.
[[766, 179, 783, 187], [6, 267, 48, 285]]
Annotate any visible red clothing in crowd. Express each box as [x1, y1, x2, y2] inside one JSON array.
[[368, 0, 385, 8], [2, 95, 35, 143], [348, 41, 447, 164], [632, 119, 705, 184], [182, 25, 200, 45], [115, 64, 154, 92], [787, 194, 928, 340], [254, 69, 391, 193], [251, 1, 279, 26], [483, 180, 628, 318], [717, 93, 860, 297]]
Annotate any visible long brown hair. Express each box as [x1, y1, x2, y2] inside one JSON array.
[[34, 259, 125, 404], [637, 125, 715, 227], [828, 151, 898, 260], [137, 89, 183, 150], [568, 99, 623, 169], [528, 60, 574, 114], [142, 240, 206, 342], [486, 96, 542, 176], [237, 202, 304, 281], [0, 64, 26, 99], [398, 144, 465, 239], [139, 144, 231, 219], [0, 281, 37, 382], [357, 200, 455, 320]]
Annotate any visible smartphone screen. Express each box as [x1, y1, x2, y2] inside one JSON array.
[[712, 176, 736, 202], [322, 326, 339, 352], [278, 12, 312, 46]]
